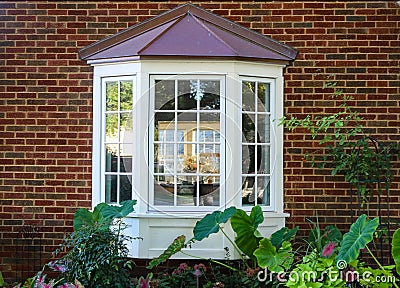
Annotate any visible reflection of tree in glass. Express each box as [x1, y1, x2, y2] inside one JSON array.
[[155, 80, 175, 110], [105, 81, 133, 137]]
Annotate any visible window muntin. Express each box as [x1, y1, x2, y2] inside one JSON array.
[[151, 76, 224, 208], [241, 79, 272, 207], [102, 76, 135, 204]]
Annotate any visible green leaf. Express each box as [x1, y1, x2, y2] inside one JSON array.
[[270, 226, 299, 250], [336, 214, 379, 264], [0, 271, 4, 287], [392, 228, 400, 275], [254, 238, 292, 272], [74, 208, 95, 231], [101, 200, 136, 220], [147, 235, 186, 269], [231, 206, 264, 260], [193, 206, 236, 241]]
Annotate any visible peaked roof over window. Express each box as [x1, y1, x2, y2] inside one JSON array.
[[79, 3, 297, 63]]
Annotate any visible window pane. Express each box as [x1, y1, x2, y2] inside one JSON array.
[[106, 81, 118, 111], [179, 147, 197, 173], [257, 82, 270, 112], [242, 145, 251, 174], [200, 147, 220, 174], [120, 112, 132, 134], [120, 81, 133, 111], [120, 175, 132, 202], [120, 144, 132, 173], [242, 113, 255, 143], [200, 113, 220, 134], [242, 81, 255, 112], [194, 178, 219, 206], [242, 176, 255, 206], [105, 175, 117, 203], [200, 80, 220, 110], [155, 80, 175, 110], [154, 178, 174, 206], [257, 176, 270, 206], [105, 114, 118, 142], [257, 114, 270, 143], [258, 145, 270, 174], [155, 112, 175, 141], [154, 144, 174, 174], [105, 144, 118, 172], [177, 175, 195, 206], [178, 80, 197, 110]]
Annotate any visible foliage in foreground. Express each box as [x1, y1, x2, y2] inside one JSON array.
[[54, 200, 137, 288], [148, 206, 400, 287]]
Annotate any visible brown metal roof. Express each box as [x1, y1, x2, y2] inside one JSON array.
[[78, 3, 298, 62]]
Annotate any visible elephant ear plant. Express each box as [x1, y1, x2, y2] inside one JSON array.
[[54, 200, 137, 288]]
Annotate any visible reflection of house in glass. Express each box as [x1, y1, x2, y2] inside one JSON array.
[[153, 78, 222, 206]]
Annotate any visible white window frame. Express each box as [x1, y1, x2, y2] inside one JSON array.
[[239, 76, 276, 211], [148, 74, 226, 212], [99, 75, 136, 204]]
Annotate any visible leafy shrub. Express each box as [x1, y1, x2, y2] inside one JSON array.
[[55, 200, 137, 288]]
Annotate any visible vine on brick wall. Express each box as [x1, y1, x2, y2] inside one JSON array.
[[279, 78, 398, 204]]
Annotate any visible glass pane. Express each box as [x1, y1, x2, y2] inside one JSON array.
[[154, 144, 174, 174], [105, 175, 117, 203], [242, 176, 255, 206], [106, 81, 118, 111], [242, 81, 255, 112], [257, 82, 270, 112], [200, 113, 220, 136], [155, 80, 175, 110], [154, 112, 175, 142], [195, 178, 219, 206], [154, 178, 174, 206], [178, 144, 197, 173], [257, 114, 270, 143], [105, 144, 118, 172], [105, 113, 118, 142], [258, 145, 270, 174], [242, 145, 251, 174], [178, 80, 197, 110], [120, 80, 133, 111], [177, 175, 196, 206], [120, 112, 132, 134], [120, 144, 132, 173], [177, 112, 197, 142], [257, 176, 270, 206], [120, 175, 132, 202], [200, 80, 220, 110], [199, 146, 220, 174], [242, 113, 255, 143]]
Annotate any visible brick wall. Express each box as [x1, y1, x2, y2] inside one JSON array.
[[1, 1, 399, 280]]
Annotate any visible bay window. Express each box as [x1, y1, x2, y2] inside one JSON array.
[[81, 2, 296, 259]]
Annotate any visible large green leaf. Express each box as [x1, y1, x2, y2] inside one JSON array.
[[147, 235, 187, 269], [231, 206, 263, 260], [193, 206, 236, 241], [101, 200, 137, 220], [73, 202, 109, 231], [392, 228, 400, 275], [336, 214, 379, 264], [254, 238, 292, 272], [270, 226, 299, 250]]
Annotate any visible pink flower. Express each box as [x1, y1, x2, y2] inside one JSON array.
[[193, 263, 206, 272], [173, 263, 189, 275], [322, 242, 337, 257]]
